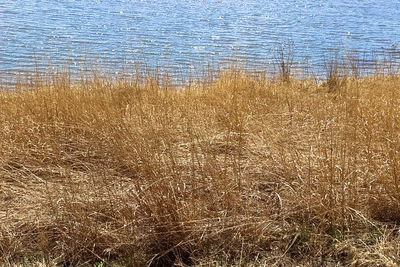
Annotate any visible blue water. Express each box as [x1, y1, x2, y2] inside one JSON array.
[[1, 0, 400, 81]]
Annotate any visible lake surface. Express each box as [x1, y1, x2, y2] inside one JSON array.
[[1, 0, 400, 83]]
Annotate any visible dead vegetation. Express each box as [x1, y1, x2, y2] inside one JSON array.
[[0, 68, 400, 266]]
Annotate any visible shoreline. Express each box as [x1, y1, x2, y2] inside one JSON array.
[[2, 47, 400, 91]]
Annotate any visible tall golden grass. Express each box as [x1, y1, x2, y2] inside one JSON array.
[[1, 68, 400, 266]]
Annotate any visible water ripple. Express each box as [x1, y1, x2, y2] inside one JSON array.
[[0, 0, 399, 78]]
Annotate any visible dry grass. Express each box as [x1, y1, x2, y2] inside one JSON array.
[[1, 69, 400, 266]]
